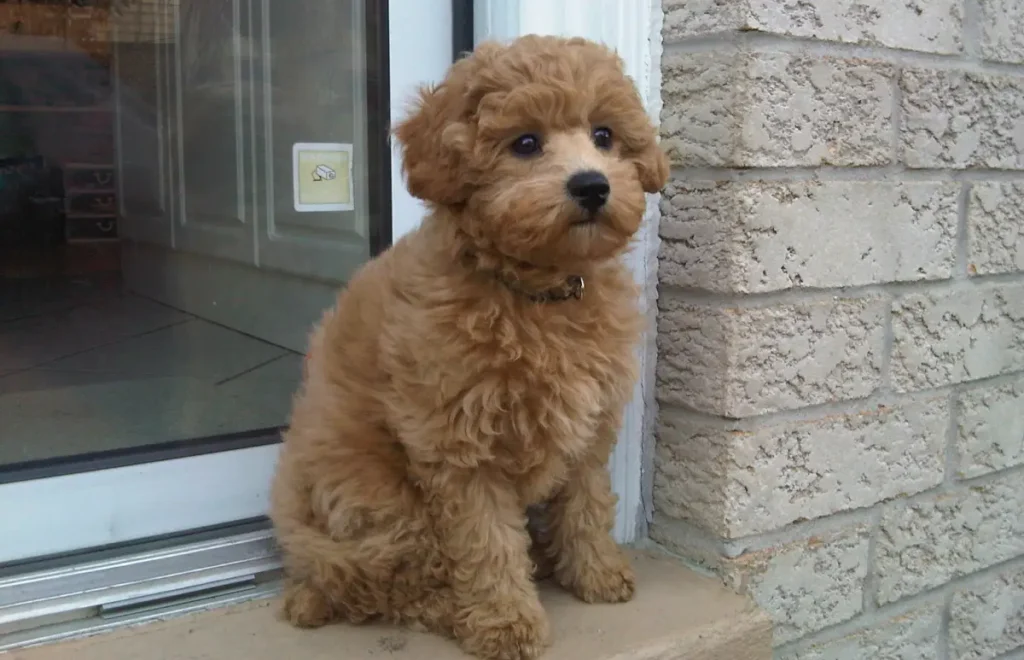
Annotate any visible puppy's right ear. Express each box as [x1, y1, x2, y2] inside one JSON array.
[[393, 79, 472, 206]]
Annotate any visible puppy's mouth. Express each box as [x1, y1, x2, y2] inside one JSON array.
[[571, 211, 601, 226]]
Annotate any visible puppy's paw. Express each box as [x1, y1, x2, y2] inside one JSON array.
[[557, 546, 636, 604], [281, 581, 334, 628], [456, 598, 551, 660]]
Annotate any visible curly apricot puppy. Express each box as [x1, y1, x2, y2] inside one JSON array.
[[269, 35, 668, 660]]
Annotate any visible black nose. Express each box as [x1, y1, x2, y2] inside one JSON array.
[[566, 170, 610, 212]]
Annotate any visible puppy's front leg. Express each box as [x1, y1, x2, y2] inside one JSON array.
[[546, 447, 636, 604], [427, 466, 550, 660]]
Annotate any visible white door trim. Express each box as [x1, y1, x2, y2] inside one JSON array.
[[474, 0, 661, 543], [0, 447, 279, 564], [388, 1, 453, 241]]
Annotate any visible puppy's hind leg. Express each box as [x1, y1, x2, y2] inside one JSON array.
[[275, 522, 386, 627], [270, 447, 421, 629]]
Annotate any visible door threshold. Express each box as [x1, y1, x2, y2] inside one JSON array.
[[0, 530, 282, 651]]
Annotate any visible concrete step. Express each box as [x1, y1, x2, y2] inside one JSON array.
[[7, 549, 772, 660]]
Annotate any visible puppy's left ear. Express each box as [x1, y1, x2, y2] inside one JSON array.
[[393, 81, 472, 206], [634, 140, 670, 194]]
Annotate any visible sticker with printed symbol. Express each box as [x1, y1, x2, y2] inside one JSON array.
[[312, 164, 337, 181], [292, 142, 354, 212]]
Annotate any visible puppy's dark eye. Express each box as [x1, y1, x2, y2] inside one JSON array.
[[592, 126, 613, 150], [511, 134, 542, 156]]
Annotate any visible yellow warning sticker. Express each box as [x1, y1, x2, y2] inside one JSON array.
[[292, 142, 354, 212]]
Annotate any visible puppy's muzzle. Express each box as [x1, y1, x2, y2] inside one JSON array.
[[566, 170, 610, 214]]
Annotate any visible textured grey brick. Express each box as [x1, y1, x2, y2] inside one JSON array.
[[659, 180, 959, 293], [901, 69, 1024, 170], [979, 0, 1024, 64], [662, 52, 894, 167], [781, 606, 942, 660], [720, 527, 871, 645], [969, 183, 1024, 275], [890, 283, 1024, 391], [663, 0, 962, 54], [662, 0, 743, 41], [950, 564, 1024, 660], [874, 472, 1024, 604], [992, 650, 1024, 660], [657, 295, 886, 418], [957, 379, 1024, 479], [654, 399, 948, 538]]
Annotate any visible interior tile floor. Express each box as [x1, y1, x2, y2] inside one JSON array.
[[0, 277, 302, 468]]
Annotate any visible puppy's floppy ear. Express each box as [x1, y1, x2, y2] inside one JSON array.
[[634, 139, 670, 194], [393, 71, 473, 206]]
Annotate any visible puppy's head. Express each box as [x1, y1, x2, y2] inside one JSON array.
[[394, 36, 668, 267]]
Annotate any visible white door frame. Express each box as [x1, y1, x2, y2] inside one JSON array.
[[0, 0, 656, 567]]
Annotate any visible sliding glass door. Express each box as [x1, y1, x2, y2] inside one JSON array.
[[0, 3, 457, 644]]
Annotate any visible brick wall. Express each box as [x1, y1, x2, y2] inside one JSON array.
[[651, 0, 1024, 658]]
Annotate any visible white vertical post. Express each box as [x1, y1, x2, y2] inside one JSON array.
[[388, 0, 454, 241]]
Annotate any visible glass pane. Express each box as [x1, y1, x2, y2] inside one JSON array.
[[0, 0, 386, 475]]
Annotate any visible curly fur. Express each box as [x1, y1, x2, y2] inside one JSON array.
[[269, 35, 669, 660]]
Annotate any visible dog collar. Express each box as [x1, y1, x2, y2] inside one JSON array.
[[497, 274, 585, 303]]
